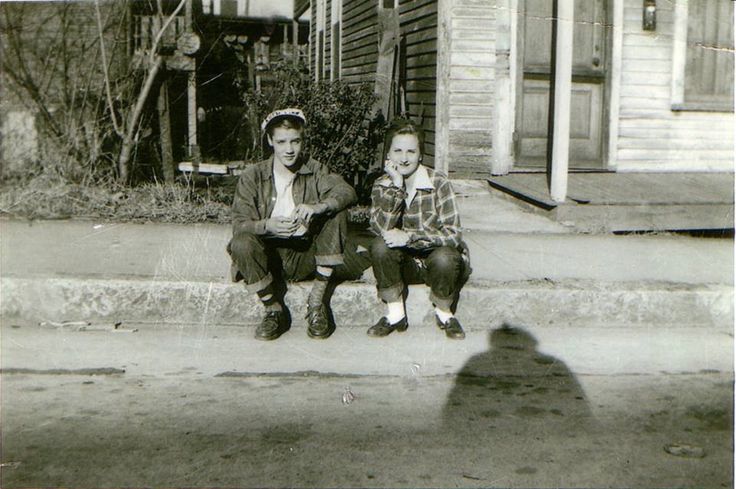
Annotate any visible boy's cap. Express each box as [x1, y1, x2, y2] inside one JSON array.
[[261, 108, 307, 132]]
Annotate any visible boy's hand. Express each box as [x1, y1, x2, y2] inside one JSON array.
[[383, 228, 410, 248], [385, 160, 404, 188], [293, 202, 329, 224], [266, 216, 300, 237]]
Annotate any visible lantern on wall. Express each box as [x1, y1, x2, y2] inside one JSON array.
[[643, 0, 656, 31]]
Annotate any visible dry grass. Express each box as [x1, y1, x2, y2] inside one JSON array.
[[0, 176, 231, 224], [0, 175, 369, 226]]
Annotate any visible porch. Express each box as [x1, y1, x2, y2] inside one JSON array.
[[487, 172, 735, 232]]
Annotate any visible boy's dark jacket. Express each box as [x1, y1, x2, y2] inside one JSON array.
[[231, 155, 357, 237]]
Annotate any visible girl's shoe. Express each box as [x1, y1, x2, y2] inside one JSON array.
[[437, 316, 465, 340], [367, 317, 409, 337]]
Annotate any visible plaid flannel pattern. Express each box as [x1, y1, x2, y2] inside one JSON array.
[[369, 167, 463, 250]]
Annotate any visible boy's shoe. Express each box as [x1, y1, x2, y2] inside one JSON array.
[[306, 304, 334, 339], [436, 316, 465, 340], [255, 309, 290, 341], [367, 316, 409, 337]]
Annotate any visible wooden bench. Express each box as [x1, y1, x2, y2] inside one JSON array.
[[177, 161, 244, 176]]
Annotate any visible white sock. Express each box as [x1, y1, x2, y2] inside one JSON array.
[[386, 301, 406, 324], [435, 307, 453, 325]]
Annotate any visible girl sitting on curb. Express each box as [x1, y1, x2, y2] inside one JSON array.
[[367, 118, 471, 340]]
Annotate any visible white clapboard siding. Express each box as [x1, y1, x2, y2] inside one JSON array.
[[450, 130, 494, 156], [451, 17, 495, 31], [445, 0, 496, 175], [449, 92, 495, 105], [449, 115, 494, 131], [453, 39, 495, 52], [451, 51, 496, 67], [618, 118, 734, 131], [449, 79, 495, 93], [624, 59, 672, 73], [616, 0, 734, 172]]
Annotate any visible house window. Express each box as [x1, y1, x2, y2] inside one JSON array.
[[672, 0, 734, 111]]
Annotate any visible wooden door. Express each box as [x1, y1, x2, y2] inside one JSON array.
[[516, 0, 608, 169]]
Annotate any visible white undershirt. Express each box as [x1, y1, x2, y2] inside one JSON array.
[[271, 165, 307, 236], [271, 168, 297, 219]]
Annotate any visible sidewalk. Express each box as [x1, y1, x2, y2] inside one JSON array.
[[1, 182, 733, 328]]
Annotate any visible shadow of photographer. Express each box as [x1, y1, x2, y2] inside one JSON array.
[[442, 324, 595, 440]]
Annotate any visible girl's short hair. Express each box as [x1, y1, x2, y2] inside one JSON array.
[[384, 118, 425, 157]]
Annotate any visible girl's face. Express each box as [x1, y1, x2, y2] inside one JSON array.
[[268, 126, 303, 168], [387, 133, 422, 177]]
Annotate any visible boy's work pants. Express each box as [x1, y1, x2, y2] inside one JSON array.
[[229, 211, 347, 293]]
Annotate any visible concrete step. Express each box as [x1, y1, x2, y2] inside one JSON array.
[[1, 216, 732, 329], [2, 276, 732, 329]]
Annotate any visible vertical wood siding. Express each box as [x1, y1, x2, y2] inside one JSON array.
[[310, 0, 317, 75], [325, 0, 332, 79], [400, 0, 438, 167], [341, 0, 379, 84], [616, 0, 734, 171], [335, 0, 438, 166], [446, 0, 496, 176]]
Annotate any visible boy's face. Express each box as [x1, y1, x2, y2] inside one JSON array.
[[388, 134, 421, 177], [268, 126, 303, 169]]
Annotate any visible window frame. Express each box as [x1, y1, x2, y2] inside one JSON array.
[[671, 0, 734, 112]]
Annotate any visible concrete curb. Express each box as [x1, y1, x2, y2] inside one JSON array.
[[2, 277, 732, 329]]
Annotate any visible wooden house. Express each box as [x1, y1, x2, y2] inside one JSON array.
[[299, 0, 734, 222]]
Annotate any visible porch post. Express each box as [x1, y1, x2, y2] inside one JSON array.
[[549, 0, 574, 203], [293, 20, 299, 66], [435, 0, 452, 175], [185, 0, 198, 161], [491, 0, 517, 175]]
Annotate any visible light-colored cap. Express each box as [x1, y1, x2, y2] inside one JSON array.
[[261, 108, 307, 132]]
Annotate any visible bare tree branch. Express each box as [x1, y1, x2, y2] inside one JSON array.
[[94, 0, 124, 137], [118, 55, 163, 182], [149, 0, 186, 65]]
